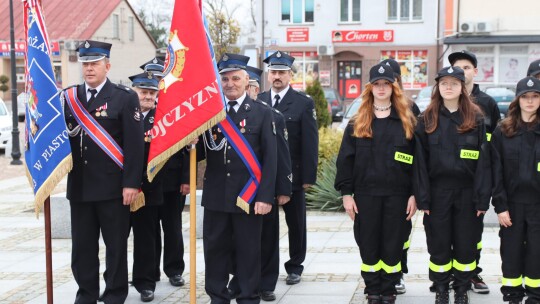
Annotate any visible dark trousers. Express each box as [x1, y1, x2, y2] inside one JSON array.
[[282, 189, 306, 275], [70, 199, 130, 304], [229, 201, 280, 293], [424, 187, 480, 293], [401, 219, 412, 274], [354, 194, 408, 296], [132, 205, 160, 292], [474, 216, 485, 276], [500, 203, 540, 302], [155, 191, 186, 279], [204, 209, 263, 304]]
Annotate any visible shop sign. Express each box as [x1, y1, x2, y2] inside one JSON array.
[[287, 28, 309, 43], [332, 30, 394, 43], [0, 41, 60, 57]]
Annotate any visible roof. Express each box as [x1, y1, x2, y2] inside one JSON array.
[[0, 0, 156, 47], [444, 35, 540, 45]]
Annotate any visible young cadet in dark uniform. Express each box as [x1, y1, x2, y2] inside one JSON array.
[[527, 59, 540, 79], [199, 53, 277, 303], [415, 66, 491, 304], [63, 40, 144, 303], [449, 50, 501, 294], [491, 77, 540, 304], [128, 72, 162, 302], [335, 64, 418, 304], [139, 57, 188, 287], [258, 51, 318, 285], [228, 65, 292, 301], [380, 58, 419, 295]]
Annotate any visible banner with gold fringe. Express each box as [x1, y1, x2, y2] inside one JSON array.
[[23, 0, 72, 214], [147, 0, 225, 181]]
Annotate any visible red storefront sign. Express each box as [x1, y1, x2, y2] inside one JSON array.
[[289, 51, 318, 58], [0, 41, 60, 57], [287, 28, 309, 42], [332, 30, 394, 43]]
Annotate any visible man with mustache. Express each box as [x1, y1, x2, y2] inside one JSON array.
[[258, 51, 318, 286]]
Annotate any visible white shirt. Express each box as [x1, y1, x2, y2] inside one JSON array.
[[85, 79, 107, 100], [225, 92, 247, 113], [270, 86, 290, 107]]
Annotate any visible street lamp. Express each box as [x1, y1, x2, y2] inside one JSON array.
[[9, 0, 22, 165]]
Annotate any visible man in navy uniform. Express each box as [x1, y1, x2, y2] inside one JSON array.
[[200, 53, 277, 303], [139, 58, 189, 288], [128, 72, 162, 302], [228, 64, 292, 301], [63, 40, 144, 303], [259, 51, 318, 285]]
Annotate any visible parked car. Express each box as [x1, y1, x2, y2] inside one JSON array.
[[337, 96, 362, 131], [17, 92, 28, 122], [481, 86, 515, 118], [0, 98, 13, 150], [322, 87, 344, 122], [412, 86, 433, 113]]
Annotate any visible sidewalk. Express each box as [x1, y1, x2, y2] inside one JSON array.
[[0, 154, 504, 303]]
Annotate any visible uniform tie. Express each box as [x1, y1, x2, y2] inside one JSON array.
[[227, 100, 238, 118], [273, 94, 280, 108], [87, 89, 97, 104]]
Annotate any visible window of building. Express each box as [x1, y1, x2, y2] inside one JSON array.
[[381, 50, 428, 89], [499, 45, 528, 84], [281, 0, 314, 24], [128, 16, 134, 41], [340, 0, 361, 23], [388, 0, 422, 22], [112, 14, 120, 39]]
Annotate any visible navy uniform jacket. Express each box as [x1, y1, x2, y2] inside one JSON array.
[[270, 107, 292, 196], [259, 88, 318, 190], [335, 108, 416, 197], [64, 79, 144, 202], [141, 109, 163, 206], [162, 150, 189, 193], [491, 125, 540, 214], [414, 108, 491, 211], [199, 97, 277, 213]]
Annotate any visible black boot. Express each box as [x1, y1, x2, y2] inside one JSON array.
[[366, 295, 381, 304], [435, 286, 449, 304], [454, 291, 469, 304]]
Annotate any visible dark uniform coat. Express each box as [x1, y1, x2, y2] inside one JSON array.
[[471, 84, 501, 135], [141, 109, 163, 206], [259, 88, 318, 190], [65, 79, 144, 202], [199, 96, 277, 211]]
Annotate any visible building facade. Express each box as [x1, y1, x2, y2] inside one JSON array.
[[443, 0, 540, 86], [252, 0, 444, 100], [0, 0, 157, 101]]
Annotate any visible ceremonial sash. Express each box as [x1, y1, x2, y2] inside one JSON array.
[[64, 87, 145, 211], [64, 87, 124, 169], [218, 116, 262, 213]]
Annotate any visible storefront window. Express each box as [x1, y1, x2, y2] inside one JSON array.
[[499, 45, 528, 84], [337, 61, 362, 99], [467, 46, 495, 83], [290, 51, 319, 90], [381, 50, 428, 89]]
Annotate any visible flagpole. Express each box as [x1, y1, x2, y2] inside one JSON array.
[[44, 197, 53, 304], [189, 145, 197, 304]]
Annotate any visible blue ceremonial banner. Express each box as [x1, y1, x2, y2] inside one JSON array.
[[23, 0, 72, 213]]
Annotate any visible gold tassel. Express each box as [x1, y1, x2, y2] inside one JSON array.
[[147, 110, 226, 182], [31, 155, 73, 218], [130, 191, 146, 212], [236, 196, 250, 214]]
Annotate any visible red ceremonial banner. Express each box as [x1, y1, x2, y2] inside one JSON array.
[[147, 0, 225, 181]]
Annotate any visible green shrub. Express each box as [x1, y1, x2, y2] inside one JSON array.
[[318, 127, 342, 167], [306, 155, 343, 211], [0, 75, 8, 93], [305, 79, 331, 129]]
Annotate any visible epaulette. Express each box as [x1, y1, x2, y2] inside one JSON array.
[[253, 99, 268, 107], [115, 83, 132, 92], [294, 90, 312, 100], [271, 107, 282, 115], [62, 84, 77, 91]]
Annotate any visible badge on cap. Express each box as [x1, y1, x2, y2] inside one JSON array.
[[223, 54, 229, 61], [385, 62, 390, 66], [378, 66, 385, 74], [448, 67, 454, 73], [276, 51, 282, 58], [147, 72, 153, 79], [85, 41, 90, 48], [527, 79, 534, 87], [152, 58, 158, 64]]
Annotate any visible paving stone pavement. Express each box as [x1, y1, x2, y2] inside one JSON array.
[[0, 154, 506, 303]]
